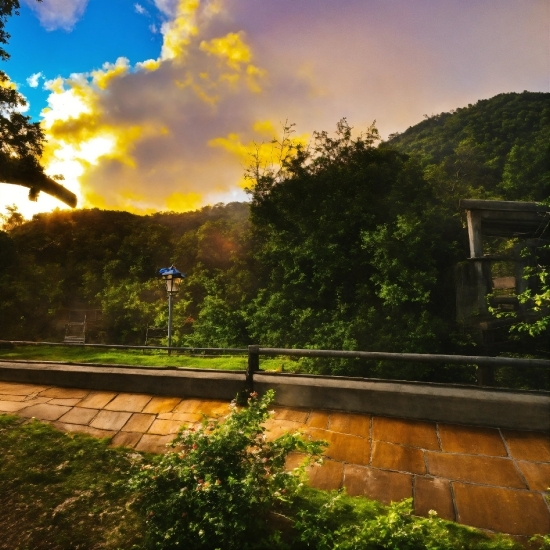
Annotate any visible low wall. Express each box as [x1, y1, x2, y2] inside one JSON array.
[[255, 372, 550, 431], [0, 360, 548, 431]]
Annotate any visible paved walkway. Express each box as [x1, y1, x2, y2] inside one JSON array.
[[0, 381, 548, 542]]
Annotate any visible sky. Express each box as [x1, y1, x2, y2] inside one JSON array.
[[1, 0, 549, 218]]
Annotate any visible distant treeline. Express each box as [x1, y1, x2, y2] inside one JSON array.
[[1, 91, 549, 388]]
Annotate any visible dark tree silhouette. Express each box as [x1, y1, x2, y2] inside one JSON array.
[[0, 0, 76, 207]]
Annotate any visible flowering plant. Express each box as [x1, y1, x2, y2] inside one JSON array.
[[130, 390, 325, 549]]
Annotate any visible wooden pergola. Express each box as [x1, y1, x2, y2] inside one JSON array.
[[456, 199, 550, 335]]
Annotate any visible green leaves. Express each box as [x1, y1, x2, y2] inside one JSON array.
[[130, 390, 326, 549], [292, 497, 521, 550], [388, 91, 550, 204], [245, 121, 461, 369]]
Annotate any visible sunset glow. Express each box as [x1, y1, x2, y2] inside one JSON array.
[[1, 0, 548, 218]]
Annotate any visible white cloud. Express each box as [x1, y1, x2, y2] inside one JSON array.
[[134, 3, 148, 16], [26, 72, 43, 88], [153, 0, 179, 17], [22, 0, 89, 31], [149, 23, 158, 34]]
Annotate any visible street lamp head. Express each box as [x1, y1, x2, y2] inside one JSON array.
[[158, 265, 185, 295]]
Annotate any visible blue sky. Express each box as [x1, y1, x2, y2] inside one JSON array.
[[1, 0, 549, 218], [6, 0, 162, 119]]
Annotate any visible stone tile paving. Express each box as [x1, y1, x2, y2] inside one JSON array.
[[0, 381, 549, 541]]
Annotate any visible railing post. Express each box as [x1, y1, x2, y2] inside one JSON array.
[[246, 345, 260, 391], [477, 365, 495, 386]]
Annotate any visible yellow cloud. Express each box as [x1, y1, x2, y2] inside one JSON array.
[[82, 189, 108, 209], [200, 32, 251, 69], [160, 0, 200, 62], [39, 63, 162, 214], [199, 31, 266, 93], [91, 58, 130, 89], [175, 72, 219, 105], [252, 119, 277, 136], [28, 0, 271, 217], [165, 191, 203, 211], [33, 0, 223, 215], [136, 58, 162, 72], [218, 72, 240, 89], [82, 185, 160, 215], [208, 121, 309, 182], [245, 64, 267, 93], [0, 75, 17, 90]]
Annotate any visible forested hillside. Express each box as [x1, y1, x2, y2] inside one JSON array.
[[386, 91, 550, 206], [1, 92, 548, 384]]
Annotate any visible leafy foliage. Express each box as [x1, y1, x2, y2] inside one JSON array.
[[292, 494, 519, 550], [488, 241, 550, 340], [244, 119, 464, 377], [129, 390, 326, 549], [386, 91, 550, 204]]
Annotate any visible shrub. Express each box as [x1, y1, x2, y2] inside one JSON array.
[[129, 390, 325, 549], [292, 493, 521, 550], [129, 389, 527, 550]]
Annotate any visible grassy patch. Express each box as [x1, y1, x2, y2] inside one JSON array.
[[0, 345, 295, 372], [0, 414, 146, 549], [287, 489, 523, 550]]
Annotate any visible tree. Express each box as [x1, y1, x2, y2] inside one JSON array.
[[0, 203, 23, 230], [0, 0, 76, 207], [245, 120, 465, 379]]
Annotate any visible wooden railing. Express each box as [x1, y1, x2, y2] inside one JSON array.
[[246, 345, 550, 388], [1, 340, 549, 388]]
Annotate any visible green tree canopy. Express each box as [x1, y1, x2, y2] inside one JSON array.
[[386, 92, 550, 206], [244, 121, 463, 377]]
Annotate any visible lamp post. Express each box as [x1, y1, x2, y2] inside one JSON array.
[[158, 265, 185, 354]]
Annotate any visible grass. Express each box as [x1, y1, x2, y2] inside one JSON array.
[[0, 345, 295, 372], [0, 413, 534, 550], [0, 413, 146, 550]]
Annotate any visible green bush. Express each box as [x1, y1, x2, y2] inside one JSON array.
[[129, 390, 527, 550], [293, 494, 520, 549], [129, 390, 326, 549]]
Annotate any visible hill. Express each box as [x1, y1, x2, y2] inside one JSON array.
[[385, 91, 550, 206]]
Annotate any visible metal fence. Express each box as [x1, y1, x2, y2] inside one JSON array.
[[1, 340, 549, 388], [246, 345, 550, 388]]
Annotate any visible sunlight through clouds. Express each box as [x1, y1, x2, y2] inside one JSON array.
[[26, 0, 278, 215], [4, 0, 546, 219]]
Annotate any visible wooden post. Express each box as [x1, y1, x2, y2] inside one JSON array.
[[466, 210, 483, 258], [246, 345, 260, 391], [477, 364, 495, 386], [465, 209, 491, 314]]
